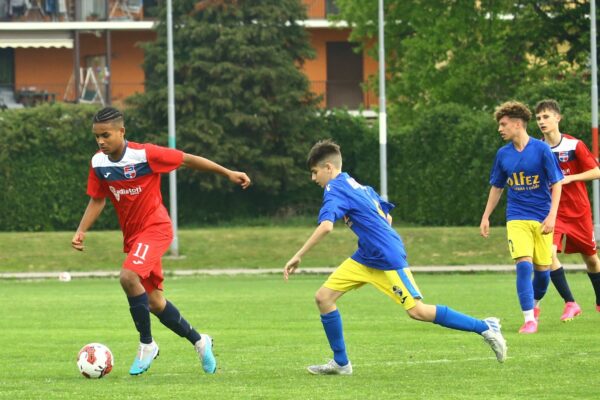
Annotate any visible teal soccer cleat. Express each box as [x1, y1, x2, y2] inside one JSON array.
[[129, 341, 159, 375], [195, 334, 217, 374]]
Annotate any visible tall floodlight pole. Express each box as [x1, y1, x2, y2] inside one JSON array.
[[378, 0, 388, 200], [592, 0, 600, 242], [167, 0, 179, 256]]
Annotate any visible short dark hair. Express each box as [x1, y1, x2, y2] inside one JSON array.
[[494, 101, 532, 124], [535, 99, 561, 115], [93, 107, 124, 124], [307, 139, 342, 169]]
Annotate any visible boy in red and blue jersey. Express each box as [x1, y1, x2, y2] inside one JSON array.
[[284, 140, 507, 375], [480, 101, 563, 334], [535, 99, 600, 322], [72, 107, 251, 376]]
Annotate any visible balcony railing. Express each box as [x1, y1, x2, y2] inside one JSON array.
[[0, 0, 150, 22]]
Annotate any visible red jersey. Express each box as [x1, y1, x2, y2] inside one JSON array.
[[86, 141, 184, 251], [549, 134, 599, 219]]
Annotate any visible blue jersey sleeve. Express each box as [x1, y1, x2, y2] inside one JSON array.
[[489, 151, 507, 188], [542, 144, 564, 184], [318, 184, 350, 224]]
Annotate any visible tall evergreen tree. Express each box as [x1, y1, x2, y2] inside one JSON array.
[[128, 0, 320, 220]]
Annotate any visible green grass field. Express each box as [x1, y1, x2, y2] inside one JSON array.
[[0, 226, 585, 272], [1, 273, 598, 399]]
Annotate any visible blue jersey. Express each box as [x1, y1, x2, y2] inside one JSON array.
[[489, 137, 563, 222], [317, 172, 408, 270]]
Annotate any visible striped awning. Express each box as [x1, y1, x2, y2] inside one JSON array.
[[0, 31, 73, 48]]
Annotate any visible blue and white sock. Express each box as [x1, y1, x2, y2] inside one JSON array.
[[533, 269, 550, 301], [433, 305, 489, 334], [516, 261, 534, 311], [321, 309, 348, 366]]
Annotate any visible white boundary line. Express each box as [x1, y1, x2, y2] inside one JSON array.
[[0, 264, 586, 280]]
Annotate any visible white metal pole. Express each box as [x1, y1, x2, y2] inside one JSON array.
[[378, 0, 388, 200], [591, 0, 600, 242], [167, 0, 179, 256]]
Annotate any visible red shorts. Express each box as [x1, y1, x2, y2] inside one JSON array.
[[123, 223, 173, 293], [554, 213, 597, 256]]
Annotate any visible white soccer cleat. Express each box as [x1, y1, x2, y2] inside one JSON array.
[[307, 359, 353, 375], [129, 341, 159, 375], [194, 334, 217, 374], [482, 317, 507, 363]]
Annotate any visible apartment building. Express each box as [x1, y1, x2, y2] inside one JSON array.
[[0, 0, 377, 112]]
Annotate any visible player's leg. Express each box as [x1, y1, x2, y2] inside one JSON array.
[[507, 221, 537, 333], [307, 258, 366, 375], [371, 268, 506, 362], [121, 262, 160, 375], [581, 252, 600, 312]]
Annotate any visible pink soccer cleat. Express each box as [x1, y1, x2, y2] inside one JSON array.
[[518, 320, 538, 334], [560, 302, 582, 322], [596, 305, 600, 313], [533, 306, 541, 321]]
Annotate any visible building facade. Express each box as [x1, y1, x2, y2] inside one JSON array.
[[0, 0, 377, 112]]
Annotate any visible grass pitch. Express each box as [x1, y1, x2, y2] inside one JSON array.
[[1, 273, 598, 399]]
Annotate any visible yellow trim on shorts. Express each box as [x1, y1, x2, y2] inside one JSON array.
[[506, 220, 553, 266], [323, 258, 422, 310]]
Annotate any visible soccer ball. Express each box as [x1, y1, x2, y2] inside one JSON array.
[[77, 343, 114, 379]]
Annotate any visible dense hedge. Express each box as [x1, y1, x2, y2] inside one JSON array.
[[0, 88, 595, 231]]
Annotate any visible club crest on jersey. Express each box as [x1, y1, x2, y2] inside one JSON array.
[[558, 151, 569, 162], [124, 165, 137, 179]]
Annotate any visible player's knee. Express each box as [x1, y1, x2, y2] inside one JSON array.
[[119, 269, 139, 291], [314, 289, 334, 310]]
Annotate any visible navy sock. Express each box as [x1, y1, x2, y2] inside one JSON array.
[[551, 267, 575, 303], [157, 300, 201, 345], [587, 272, 600, 306], [516, 261, 534, 311], [321, 309, 348, 366], [433, 305, 489, 334], [127, 293, 152, 344], [533, 270, 550, 301]]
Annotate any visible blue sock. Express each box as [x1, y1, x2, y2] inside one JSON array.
[[533, 270, 550, 301], [433, 305, 488, 334], [157, 300, 201, 345], [516, 261, 534, 311], [127, 293, 152, 344], [321, 309, 348, 366]]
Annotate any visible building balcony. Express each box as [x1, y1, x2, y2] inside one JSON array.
[[0, 0, 155, 23]]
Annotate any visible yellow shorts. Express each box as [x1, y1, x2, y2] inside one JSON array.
[[323, 258, 422, 310], [506, 220, 553, 266]]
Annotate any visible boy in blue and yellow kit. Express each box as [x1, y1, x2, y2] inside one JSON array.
[[284, 139, 507, 375], [480, 101, 563, 334]]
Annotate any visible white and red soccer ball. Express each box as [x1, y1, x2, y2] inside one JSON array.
[[77, 343, 113, 379]]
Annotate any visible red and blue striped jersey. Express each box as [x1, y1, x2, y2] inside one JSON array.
[[86, 141, 183, 251]]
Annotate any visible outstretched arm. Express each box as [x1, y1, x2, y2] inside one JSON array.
[[182, 153, 251, 189], [480, 186, 504, 238], [71, 197, 106, 251], [284, 220, 334, 280]]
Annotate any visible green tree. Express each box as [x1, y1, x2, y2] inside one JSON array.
[[334, 0, 593, 125], [127, 0, 320, 220]]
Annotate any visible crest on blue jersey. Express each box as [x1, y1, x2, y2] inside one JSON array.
[[124, 165, 137, 179], [558, 151, 569, 162]]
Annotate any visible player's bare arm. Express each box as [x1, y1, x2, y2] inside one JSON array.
[[284, 220, 334, 280], [182, 153, 251, 189], [480, 186, 504, 238], [72, 197, 106, 251], [541, 181, 563, 234], [562, 166, 600, 185]]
